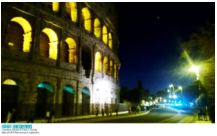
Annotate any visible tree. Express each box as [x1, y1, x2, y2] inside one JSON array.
[[120, 80, 149, 105], [155, 89, 168, 98], [128, 80, 149, 104], [120, 86, 129, 103], [180, 23, 215, 122]]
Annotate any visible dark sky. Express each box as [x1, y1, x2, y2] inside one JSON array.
[[117, 2, 215, 93]]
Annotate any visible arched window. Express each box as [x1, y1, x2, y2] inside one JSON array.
[[110, 60, 113, 76], [36, 82, 54, 118], [95, 52, 102, 72], [94, 18, 101, 38], [62, 85, 75, 116], [81, 87, 90, 115], [6, 17, 32, 53], [82, 7, 91, 32], [114, 63, 117, 80], [2, 78, 19, 122], [108, 33, 112, 49], [40, 28, 58, 60], [65, 2, 77, 22], [52, 2, 59, 12], [65, 37, 77, 64], [2, 79, 17, 85], [102, 25, 108, 45], [103, 56, 109, 74]]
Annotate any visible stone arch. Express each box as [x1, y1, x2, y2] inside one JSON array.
[[102, 25, 108, 44], [52, 2, 59, 12], [82, 7, 91, 32], [108, 33, 112, 49], [62, 85, 75, 116], [110, 60, 113, 76], [6, 16, 32, 53], [65, 2, 77, 22], [64, 37, 77, 64], [114, 63, 117, 80], [81, 87, 90, 115], [103, 56, 109, 74], [35, 81, 54, 118], [40, 28, 58, 60], [94, 18, 101, 38], [1, 78, 19, 122], [95, 51, 102, 72]]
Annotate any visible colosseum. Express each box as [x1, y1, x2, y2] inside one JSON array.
[[1, 2, 120, 122]]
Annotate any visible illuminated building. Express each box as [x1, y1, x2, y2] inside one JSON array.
[[1, 2, 120, 122]]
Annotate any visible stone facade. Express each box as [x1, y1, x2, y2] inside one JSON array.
[[1, 2, 120, 122]]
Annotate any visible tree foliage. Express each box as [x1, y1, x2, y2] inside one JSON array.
[[181, 23, 214, 102], [120, 80, 149, 104]]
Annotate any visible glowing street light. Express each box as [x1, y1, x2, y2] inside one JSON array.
[[178, 86, 182, 91], [169, 84, 174, 88], [189, 65, 200, 80]]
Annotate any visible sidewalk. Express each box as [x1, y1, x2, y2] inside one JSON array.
[[179, 113, 212, 123], [17, 110, 149, 123], [165, 106, 212, 123], [193, 114, 212, 123]]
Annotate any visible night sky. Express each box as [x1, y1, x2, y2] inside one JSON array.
[[117, 2, 215, 93]]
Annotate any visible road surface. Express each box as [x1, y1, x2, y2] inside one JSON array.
[[62, 107, 196, 123]]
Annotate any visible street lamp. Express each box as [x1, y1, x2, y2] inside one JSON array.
[[178, 86, 182, 91], [189, 65, 200, 80], [169, 84, 174, 88]]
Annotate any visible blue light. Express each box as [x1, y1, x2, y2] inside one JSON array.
[[64, 85, 75, 94], [37, 82, 53, 92], [82, 87, 90, 96]]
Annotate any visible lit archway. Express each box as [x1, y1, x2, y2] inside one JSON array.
[[102, 25, 108, 44], [110, 60, 113, 76], [95, 51, 102, 72], [36, 82, 54, 118], [2, 79, 17, 85], [94, 18, 101, 38], [1, 78, 19, 122], [108, 33, 112, 49], [114, 63, 117, 80], [82, 7, 91, 32], [81, 87, 90, 115], [6, 17, 32, 53], [65, 37, 77, 64], [65, 2, 77, 22], [62, 85, 75, 116], [103, 56, 109, 74], [52, 2, 59, 12], [40, 28, 58, 60]]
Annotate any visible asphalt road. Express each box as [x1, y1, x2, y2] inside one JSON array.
[[63, 107, 195, 123]]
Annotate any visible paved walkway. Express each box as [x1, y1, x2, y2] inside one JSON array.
[[17, 111, 139, 123], [16, 108, 212, 123], [167, 107, 212, 123]]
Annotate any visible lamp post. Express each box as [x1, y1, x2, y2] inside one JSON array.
[[189, 64, 203, 118]]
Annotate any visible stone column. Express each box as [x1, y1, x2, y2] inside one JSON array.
[[54, 78, 62, 117], [22, 32, 32, 53], [31, 17, 41, 62]]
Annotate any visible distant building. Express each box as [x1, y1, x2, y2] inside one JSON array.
[[1, 2, 120, 122]]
